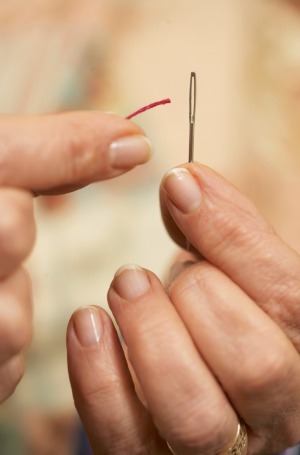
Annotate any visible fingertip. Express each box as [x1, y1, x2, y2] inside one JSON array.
[[112, 264, 151, 301], [68, 305, 107, 349], [66, 306, 110, 406], [162, 167, 203, 214]]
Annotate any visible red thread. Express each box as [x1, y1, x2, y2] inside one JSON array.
[[126, 98, 171, 120]]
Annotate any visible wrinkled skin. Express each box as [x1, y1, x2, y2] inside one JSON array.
[[67, 163, 300, 455]]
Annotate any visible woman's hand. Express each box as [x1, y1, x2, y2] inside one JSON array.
[[0, 111, 151, 403], [67, 163, 300, 455]]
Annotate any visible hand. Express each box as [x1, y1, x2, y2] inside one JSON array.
[[0, 111, 152, 404], [67, 162, 300, 455]]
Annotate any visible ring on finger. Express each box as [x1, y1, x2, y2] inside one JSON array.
[[224, 420, 247, 455], [166, 420, 247, 455], [166, 441, 176, 455]]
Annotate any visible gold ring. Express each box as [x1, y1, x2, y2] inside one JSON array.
[[166, 441, 176, 454], [225, 421, 248, 455], [166, 421, 247, 455]]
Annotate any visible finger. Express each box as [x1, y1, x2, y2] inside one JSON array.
[[0, 267, 33, 364], [108, 265, 239, 455], [0, 354, 25, 404], [67, 306, 170, 455], [163, 249, 198, 289], [160, 164, 300, 344], [0, 188, 35, 277], [0, 112, 152, 194], [169, 261, 300, 453]]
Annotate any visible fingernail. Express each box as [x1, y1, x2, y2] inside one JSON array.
[[73, 306, 102, 347], [163, 168, 202, 214], [109, 135, 153, 169], [113, 264, 150, 300]]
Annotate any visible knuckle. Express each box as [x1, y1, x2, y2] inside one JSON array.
[[0, 191, 35, 262], [238, 342, 289, 397], [11, 316, 33, 354], [63, 115, 98, 182], [0, 356, 25, 403], [263, 275, 300, 342], [0, 305, 33, 358], [165, 402, 233, 453], [209, 208, 273, 258], [84, 373, 120, 404]]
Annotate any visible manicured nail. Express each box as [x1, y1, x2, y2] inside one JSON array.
[[73, 306, 102, 347], [109, 135, 153, 169], [113, 264, 150, 300], [163, 168, 202, 214]]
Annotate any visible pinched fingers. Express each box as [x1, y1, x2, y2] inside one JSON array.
[[160, 164, 300, 349], [108, 265, 239, 455]]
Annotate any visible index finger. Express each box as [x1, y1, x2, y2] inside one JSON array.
[[0, 112, 152, 194], [160, 163, 300, 344]]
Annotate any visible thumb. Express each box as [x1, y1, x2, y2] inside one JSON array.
[[159, 162, 300, 350], [0, 112, 152, 195]]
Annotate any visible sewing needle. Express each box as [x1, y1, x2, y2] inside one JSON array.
[[189, 71, 196, 163], [187, 72, 196, 251]]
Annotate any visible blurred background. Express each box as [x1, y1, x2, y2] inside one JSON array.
[[0, 0, 299, 453]]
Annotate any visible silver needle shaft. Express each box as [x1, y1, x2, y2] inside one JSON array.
[[189, 72, 196, 162], [187, 72, 196, 252]]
